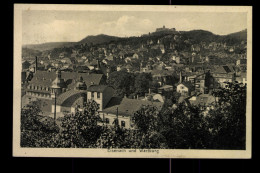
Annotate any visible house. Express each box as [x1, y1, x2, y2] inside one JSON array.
[[100, 97, 163, 129], [187, 94, 216, 115], [116, 65, 122, 71], [236, 59, 247, 66], [143, 93, 165, 103], [187, 72, 211, 94], [74, 65, 90, 73], [132, 53, 139, 59], [22, 70, 107, 113], [87, 85, 115, 111], [176, 81, 194, 96], [235, 72, 247, 85], [158, 85, 174, 94], [212, 65, 235, 88], [60, 58, 72, 64], [150, 69, 173, 86], [123, 64, 133, 72]]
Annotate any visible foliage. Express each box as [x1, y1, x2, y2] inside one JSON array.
[[207, 82, 247, 149], [107, 71, 135, 97], [134, 73, 153, 96], [21, 83, 246, 149]]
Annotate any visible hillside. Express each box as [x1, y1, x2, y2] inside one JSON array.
[[22, 48, 42, 58], [220, 29, 247, 44], [22, 34, 121, 51], [22, 29, 247, 59], [180, 30, 221, 44], [23, 42, 76, 51], [78, 34, 121, 45]]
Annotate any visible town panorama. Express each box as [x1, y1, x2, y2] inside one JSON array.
[[21, 25, 247, 149]]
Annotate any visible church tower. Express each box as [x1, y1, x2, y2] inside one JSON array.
[[51, 70, 66, 98]]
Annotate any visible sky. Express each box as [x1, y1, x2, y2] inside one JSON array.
[[22, 10, 247, 45]]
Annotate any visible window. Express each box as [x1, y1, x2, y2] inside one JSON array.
[[97, 92, 100, 99], [121, 121, 125, 127], [113, 119, 119, 125], [91, 92, 94, 98], [105, 118, 109, 124]]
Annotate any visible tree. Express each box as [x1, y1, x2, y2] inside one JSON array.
[[131, 105, 168, 149], [134, 73, 152, 96], [107, 71, 135, 97], [56, 100, 103, 148], [21, 100, 59, 147], [207, 82, 247, 149]]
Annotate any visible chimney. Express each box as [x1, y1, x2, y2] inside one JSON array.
[[149, 88, 151, 94], [124, 94, 127, 98], [179, 71, 182, 83], [35, 56, 38, 72], [137, 95, 139, 100]]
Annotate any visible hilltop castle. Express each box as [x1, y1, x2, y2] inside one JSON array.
[[155, 25, 176, 32]]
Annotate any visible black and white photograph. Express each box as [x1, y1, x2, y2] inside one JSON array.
[[13, 4, 252, 158]]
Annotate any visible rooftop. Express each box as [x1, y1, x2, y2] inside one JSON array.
[[87, 85, 112, 92], [56, 90, 86, 107], [28, 71, 104, 89], [102, 97, 163, 116]]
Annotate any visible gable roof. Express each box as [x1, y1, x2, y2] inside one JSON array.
[[177, 81, 194, 90], [56, 90, 86, 107], [87, 85, 112, 92], [28, 71, 104, 89], [213, 65, 235, 74], [188, 94, 216, 106], [102, 97, 163, 116]]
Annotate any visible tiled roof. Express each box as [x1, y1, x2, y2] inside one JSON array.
[[102, 97, 163, 116], [28, 71, 104, 89], [56, 90, 86, 107], [150, 69, 173, 76], [188, 94, 215, 106], [87, 85, 113, 92], [213, 65, 235, 74], [158, 85, 174, 90], [177, 81, 194, 90]]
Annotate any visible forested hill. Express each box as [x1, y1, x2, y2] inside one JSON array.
[[23, 34, 121, 51], [78, 34, 122, 45], [180, 29, 247, 44], [22, 42, 76, 51], [22, 29, 247, 58]]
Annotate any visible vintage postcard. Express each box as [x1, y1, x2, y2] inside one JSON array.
[[13, 4, 252, 158]]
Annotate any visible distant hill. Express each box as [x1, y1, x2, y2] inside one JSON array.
[[78, 34, 121, 45], [222, 29, 247, 41], [22, 34, 121, 51], [181, 30, 220, 43], [22, 29, 247, 54], [22, 48, 42, 58], [23, 42, 76, 51]]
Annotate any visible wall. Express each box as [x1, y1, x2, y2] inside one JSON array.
[[51, 105, 61, 113], [87, 91, 103, 111], [177, 84, 189, 96], [100, 112, 132, 129], [102, 87, 115, 110]]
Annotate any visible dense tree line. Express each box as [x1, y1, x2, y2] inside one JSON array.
[[21, 83, 246, 149], [107, 71, 153, 97]]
